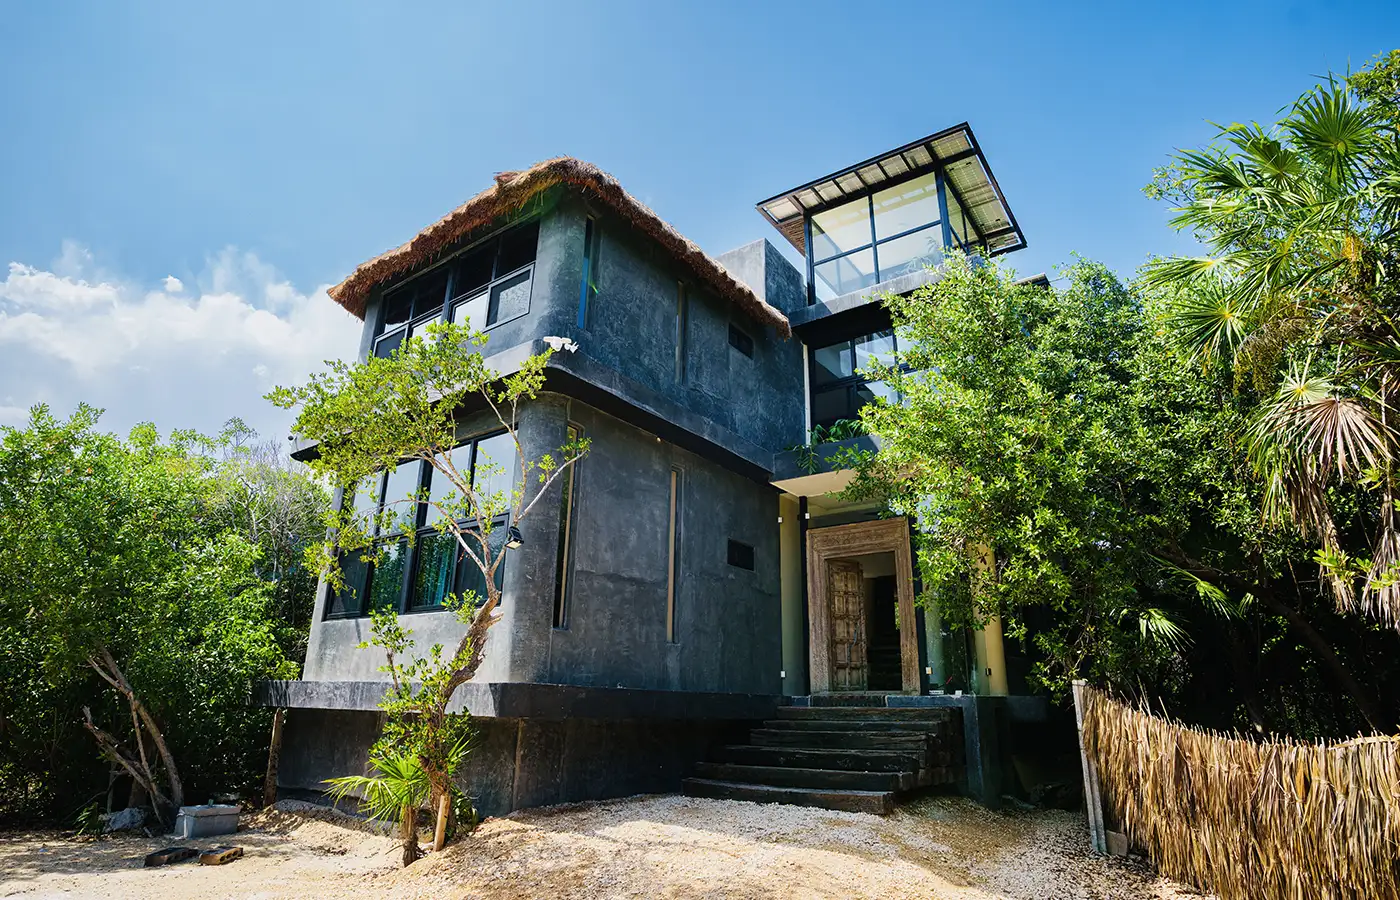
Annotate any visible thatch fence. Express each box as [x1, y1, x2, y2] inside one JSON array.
[[1079, 684, 1400, 900]]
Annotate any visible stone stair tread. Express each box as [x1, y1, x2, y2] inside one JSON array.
[[762, 718, 945, 733], [694, 762, 916, 792], [682, 778, 895, 815]]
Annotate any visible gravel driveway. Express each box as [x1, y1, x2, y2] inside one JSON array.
[[1, 795, 1201, 899]]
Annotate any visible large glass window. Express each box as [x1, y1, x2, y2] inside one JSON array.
[[808, 329, 905, 430], [375, 221, 539, 357], [327, 430, 522, 618], [810, 199, 872, 261], [807, 172, 949, 303]]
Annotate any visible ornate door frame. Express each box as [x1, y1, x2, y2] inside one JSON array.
[[805, 517, 920, 694]]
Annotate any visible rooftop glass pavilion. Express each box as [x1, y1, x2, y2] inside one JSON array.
[[756, 123, 1025, 305]]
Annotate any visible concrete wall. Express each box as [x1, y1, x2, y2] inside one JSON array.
[[304, 393, 783, 696], [547, 399, 782, 694], [278, 707, 749, 818]]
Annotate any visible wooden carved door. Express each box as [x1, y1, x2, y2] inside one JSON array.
[[827, 559, 867, 690]]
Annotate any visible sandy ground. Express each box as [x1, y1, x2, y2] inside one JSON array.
[[0, 795, 1203, 900]]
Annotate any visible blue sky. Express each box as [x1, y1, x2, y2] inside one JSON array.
[[1, 0, 1397, 436]]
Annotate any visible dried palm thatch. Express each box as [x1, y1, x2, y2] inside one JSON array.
[[328, 157, 791, 337], [1082, 685, 1400, 900]]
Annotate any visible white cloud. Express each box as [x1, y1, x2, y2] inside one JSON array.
[[0, 245, 362, 440]]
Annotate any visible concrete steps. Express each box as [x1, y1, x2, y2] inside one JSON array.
[[693, 762, 916, 792], [682, 704, 962, 815], [682, 778, 895, 815]]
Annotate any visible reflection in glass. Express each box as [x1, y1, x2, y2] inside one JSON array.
[[854, 331, 896, 374], [812, 342, 853, 385], [329, 550, 370, 617], [875, 228, 943, 280], [810, 198, 872, 261], [368, 539, 407, 611], [410, 531, 458, 610], [872, 173, 940, 240], [451, 293, 489, 332], [380, 463, 421, 534], [472, 432, 518, 512], [425, 444, 474, 526], [813, 248, 877, 300], [487, 270, 532, 325], [454, 526, 508, 609]]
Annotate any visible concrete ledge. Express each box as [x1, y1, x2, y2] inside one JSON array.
[[787, 269, 943, 329], [771, 435, 881, 483], [256, 679, 781, 721]]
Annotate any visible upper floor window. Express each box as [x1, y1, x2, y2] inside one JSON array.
[[374, 221, 540, 358], [809, 329, 903, 431], [809, 172, 945, 304]]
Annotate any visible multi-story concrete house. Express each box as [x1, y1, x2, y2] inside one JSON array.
[[265, 123, 1042, 815]]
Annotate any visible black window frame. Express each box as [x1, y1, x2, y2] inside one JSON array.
[[553, 423, 583, 629], [802, 167, 987, 306], [808, 330, 906, 431], [324, 429, 519, 620], [371, 220, 540, 359]]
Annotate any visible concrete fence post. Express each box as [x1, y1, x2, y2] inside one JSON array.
[[1071, 679, 1107, 854]]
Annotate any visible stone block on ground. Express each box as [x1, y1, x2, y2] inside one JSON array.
[[198, 846, 244, 866], [143, 846, 197, 867], [173, 804, 240, 839]]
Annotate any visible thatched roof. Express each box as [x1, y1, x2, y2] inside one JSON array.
[[328, 157, 791, 338]]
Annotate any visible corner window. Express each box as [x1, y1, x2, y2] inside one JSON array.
[[807, 171, 947, 303], [329, 430, 521, 618], [375, 221, 539, 357], [449, 221, 538, 331], [809, 329, 903, 430], [375, 269, 449, 358]]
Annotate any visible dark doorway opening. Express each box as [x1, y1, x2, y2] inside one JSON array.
[[867, 574, 902, 691]]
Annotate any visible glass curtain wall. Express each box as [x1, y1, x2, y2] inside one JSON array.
[[808, 172, 947, 303]]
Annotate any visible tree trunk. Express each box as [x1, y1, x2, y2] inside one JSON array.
[[1224, 625, 1270, 735], [433, 792, 450, 851], [263, 708, 286, 808], [400, 803, 419, 867]]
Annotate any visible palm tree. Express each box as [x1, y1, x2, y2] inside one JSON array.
[[326, 748, 430, 867], [1146, 71, 1400, 623]]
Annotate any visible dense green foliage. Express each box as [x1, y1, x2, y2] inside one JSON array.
[[0, 406, 325, 824], [853, 54, 1400, 737]]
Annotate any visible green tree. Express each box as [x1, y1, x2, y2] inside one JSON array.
[[852, 255, 1398, 734], [268, 321, 588, 839], [1145, 58, 1400, 625], [208, 418, 330, 663], [0, 405, 297, 824]]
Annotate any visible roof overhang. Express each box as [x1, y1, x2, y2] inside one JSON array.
[[755, 122, 1026, 257]]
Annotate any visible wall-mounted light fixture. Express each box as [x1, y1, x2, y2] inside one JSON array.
[[505, 525, 524, 550]]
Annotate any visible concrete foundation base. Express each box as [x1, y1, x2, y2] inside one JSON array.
[[277, 707, 752, 817]]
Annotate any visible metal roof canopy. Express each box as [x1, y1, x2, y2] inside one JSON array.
[[755, 122, 1026, 257]]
